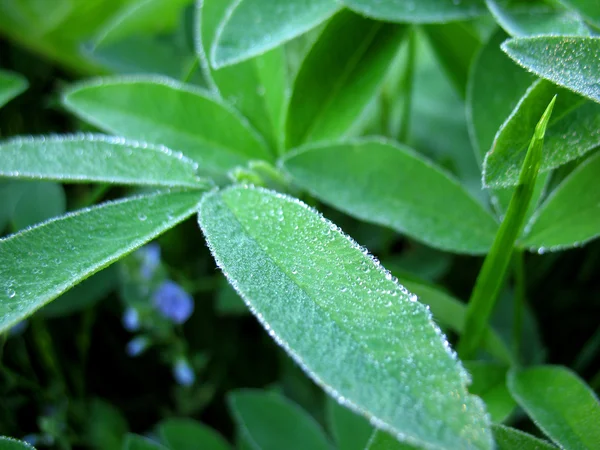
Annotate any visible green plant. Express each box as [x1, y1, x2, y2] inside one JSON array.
[[1, 0, 600, 449]]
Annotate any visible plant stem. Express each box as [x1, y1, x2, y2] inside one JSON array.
[[512, 249, 525, 364], [397, 27, 416, 143], [182, 57, 200, 84], [457, 96, 556, 360]]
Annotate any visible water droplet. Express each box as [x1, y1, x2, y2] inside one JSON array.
[[138, 214, 147, 221]]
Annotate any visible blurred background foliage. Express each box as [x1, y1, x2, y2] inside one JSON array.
[[0, 0, 599, 448]]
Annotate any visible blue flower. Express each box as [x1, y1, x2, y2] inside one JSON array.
[[122, 307, 140, 332], [126, 336, 149, 357], [152, 280, 194, 324], [137, 243, 161, 280], [173, 359, 195, 386]]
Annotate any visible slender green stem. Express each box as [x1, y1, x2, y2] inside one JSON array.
[[512, 249, 526, 364], [182, 57, 200, 84], [573, 326, 600, 372], [457, 97, 556, 360], [397, 27, 416, 143]]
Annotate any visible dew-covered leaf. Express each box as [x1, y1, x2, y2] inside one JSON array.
[[365, 431, 419, 449], [0, 134, 209, 188], [483, 80, 600, 187], [0, 70, 28, 108], [282, 139, 498, 254], [463, 362, 516, 423], [0, 190, 203, 332], [228, 390, 331, 450], [63, 77, 270, 180], [520, 151, 600, 251], [285, 11, 406, 148], [340, 0, 487, 23], [502, 36, 600, 104], [158, 418, 231, 450], [326, 396, 373, 450], [486, 0, 591, 37], [507, 365, 600, 450], [198, 185, 493, 450], [0, 437, 35, 450], [198, 0, 288, 151], [210, 0, 340, 68], [492, 425, 557, 450]]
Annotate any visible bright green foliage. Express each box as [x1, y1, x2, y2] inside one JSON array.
[[0, 70, 28, 108], [458, 97, 555, 359], [123, 434, 168, 450], [198, 0, 288, 152], [484, 80, 600, 187], [340, 0, 487, 23], [0, 437, 34, 450], [0, 134, 208, 188], [521, 151, 600, 251], [86, 399, 129, 450], [228, 391, 331, 450], [158, 418, 231, 450], [285, 12, 405, 148], [0, 190, 202, 332], [502, 36, 600, 104], [492, 425, 557, 450], [326, 397, 373, 450], [558, 0, 600, 27], [62, 77, 270, 179], [365, 432, 419, 449], [463, 362, 515, 423], [507, 365, 600, 450], [198, 186, 492, 450], [282, 139, 498, 254], [210, 0, 340, 68], [486, 0, 591, 36]]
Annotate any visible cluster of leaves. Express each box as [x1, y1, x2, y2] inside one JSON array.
[[1, 0, 600, 449]]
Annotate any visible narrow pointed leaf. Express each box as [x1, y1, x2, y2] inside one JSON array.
[[502, 36, 600, 104], [0, 70, 28, 108], [0, 134, 208, 188], [0, 190, 202, 332], [486, 0, 591, 37], [63, 77, 270, 179], [507, 365, 600, 450], [285, 12, 406, 148], [492, 425, 557, 450], [198, 0, 288, 152], [211, 0, 340, 68], [282, 139, 499, 254], [228, 390, 331, 450], [198, 186, 493, 450], [483, 80, 600, 187], [0, 437, 35, 450], [521, 151, 600, 251], [340, 0, 487, 23], [326, 396, 373, 450], [158, 418, 231, 450]]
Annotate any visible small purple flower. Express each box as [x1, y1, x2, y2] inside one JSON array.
[[173, 358, 195, 386], [152, 280, 194, 324], [122, 307, 140, 332], [126, 336, 149, 357], [137, 243, 161, 280]]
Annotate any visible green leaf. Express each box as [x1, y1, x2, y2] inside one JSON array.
[[0, 134, 208, 188], [341, 0, 486, 23], [285, 11, 406, 148], [0, 190, 202, 332], [63, 77, 270, 180], [123, 434, 168, 450], [521, 151, 600, 251], [507, 365, 600, 450], [198, 0, 288, 152], [86, 398, 129, 450], [502, 36, 600, 104], [281, 139, 498, 254], [457, 97, 555, 359], [402, 280, 513, 364], [486, 0, 591, 36], [10, 181, 66, 231], [228, 390, 331, 450], [492, 425, 557, 450], [198, 186, 493, 450], [210, 0, 340, 68], [158, 418, 231, 450], [483, 80, 600, 187], [558, 0, 600, 28], [0, 70, 28, 108], [365, 431, 419, 449], [0, 437, 35, 450], [326, 396, 373, 450], [463, 362, 516, 423]]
